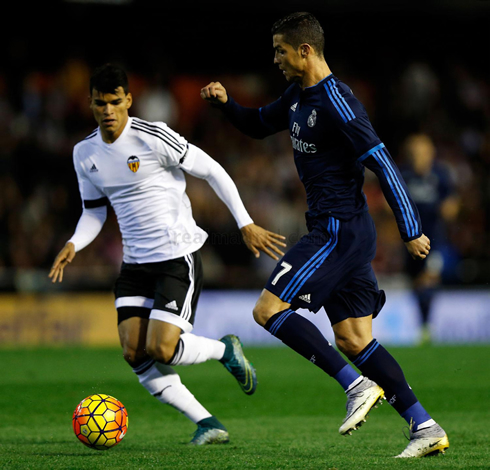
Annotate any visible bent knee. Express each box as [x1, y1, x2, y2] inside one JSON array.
[[145, 340, 176, 364], [335, 336, 371, 359], [253, 290, 291, 328], [253, 303, 274, 327], [122, 346, 148, 368]]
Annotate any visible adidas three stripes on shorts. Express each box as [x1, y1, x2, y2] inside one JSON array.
[[265, 211, 386, 326], [114, 250, 203, 333]]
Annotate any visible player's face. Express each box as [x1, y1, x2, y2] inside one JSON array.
[[273, 34, 304, 83], [90, 87, 132, 143]]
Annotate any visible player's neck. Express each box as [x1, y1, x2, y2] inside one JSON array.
[[100, 115, 130, 144], [300, 61, 332, 89]]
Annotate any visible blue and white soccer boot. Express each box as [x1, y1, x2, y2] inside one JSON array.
[[189, 416, 230, 446], [395, 421, 449, 458], [339, 377, 385, 435], [219, 334, 257, 395]]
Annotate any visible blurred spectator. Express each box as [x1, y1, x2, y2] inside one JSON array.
[[399, 134, 460, 343]]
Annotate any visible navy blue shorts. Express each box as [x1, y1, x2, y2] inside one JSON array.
[[265, 211, 385, 325]]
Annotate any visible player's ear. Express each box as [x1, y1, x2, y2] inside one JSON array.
[[300, 44, 311, 58], [126, 92, 133, 110]]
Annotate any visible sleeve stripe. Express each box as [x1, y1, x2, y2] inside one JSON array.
[[358, 142, 385, 162], [179, 144, 190, 164], [83, 197, 109, 209], [323, 79, 355, 123], [324, 83, 347, 122], [330, 80, 356, 120], [373, 149, 419, 237], [131, 123, 184, 154], [132, 118, 185, 149]]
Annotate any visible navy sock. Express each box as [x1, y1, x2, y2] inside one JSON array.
[[400, 402, 432, 430], [352, 339, 431, 429], [265, 309, 359, 389]]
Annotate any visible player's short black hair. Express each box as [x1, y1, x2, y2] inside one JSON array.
[[271, 12, 325, 56], [89, 63, 129, 95]]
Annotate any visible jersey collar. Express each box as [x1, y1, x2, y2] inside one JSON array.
[[304, 73, 334, 91], [97, 116, 133, 147]]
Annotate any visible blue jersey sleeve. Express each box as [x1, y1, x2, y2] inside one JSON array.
[[323, 78, 423, 241], [323, 78, 381, 155], [361, 147, 423, 242], [219, 94, 288, 139]]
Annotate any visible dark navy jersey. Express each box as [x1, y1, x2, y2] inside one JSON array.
[[220, 74, 422, 242]]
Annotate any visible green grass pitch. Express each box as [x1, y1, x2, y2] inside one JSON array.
[[1, 344, 489, 469]]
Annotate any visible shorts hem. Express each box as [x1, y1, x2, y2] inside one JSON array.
[[150, 309, 193, 333], [115, 295, 154, 309]]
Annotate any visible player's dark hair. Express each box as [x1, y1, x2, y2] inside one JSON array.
[[271, 12, 325, 56], [89, 63, 129, 95]]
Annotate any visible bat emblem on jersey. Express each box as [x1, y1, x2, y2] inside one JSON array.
[[127, 156, 140, 173], [308, 109, 317, 127]]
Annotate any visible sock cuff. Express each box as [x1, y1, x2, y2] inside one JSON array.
[[352, 339, 379, 368], [132, 358, 156, 375], [400, 401, 432, 430], [168, 338, 184, 366], [344, 375, 364, 393], [264, 308, 295, 335]]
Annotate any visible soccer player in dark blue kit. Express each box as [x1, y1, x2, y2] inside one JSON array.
[[201, 12, 449, 457], [400, 133, 459, 344]]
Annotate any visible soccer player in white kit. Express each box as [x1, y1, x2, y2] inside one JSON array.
[[49, 64, 286, 445]]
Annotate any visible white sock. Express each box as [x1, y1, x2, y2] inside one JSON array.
[[134, 359, 211, 423], [170, 333, 226, 366]]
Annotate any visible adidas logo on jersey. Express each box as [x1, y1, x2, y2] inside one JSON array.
[[165, 300, 178, 311], [299, 293, 311, 303], [290, 102, 298, 112], [89, 163, 98, 172]]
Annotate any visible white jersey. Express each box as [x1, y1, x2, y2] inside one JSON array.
[[73, 117, 209, 263]]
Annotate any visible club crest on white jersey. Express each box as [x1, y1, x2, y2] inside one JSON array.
[[127, 156, 140, 173], [73, 117, 208, 264]]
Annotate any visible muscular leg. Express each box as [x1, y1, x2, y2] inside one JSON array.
[[253, 289, 361, 391], [334, 315, 433, 430], [255, 289, 386, 435], [118, 316, 221, 426], [332, 315, 374, 357], [145, 320, 182, 364], [118, 316, 150, 367], [145, 319, 226, 366]]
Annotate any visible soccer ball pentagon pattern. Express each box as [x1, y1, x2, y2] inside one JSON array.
[[72, 394, 128, 450]]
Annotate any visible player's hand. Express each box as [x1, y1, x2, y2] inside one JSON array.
[[200, 82, 228, 105], [404, 234, 431, 260], [240, 223, 287, 260], [49, 242, 76, 283]]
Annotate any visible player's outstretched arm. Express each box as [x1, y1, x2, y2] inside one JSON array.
[[181, 144, 286, 260], [200, 82, 228, 105], [240, 223, 286, 261], [49, 242, 76, 283], [48, 206, 107, 282], [404, 234, 431, 260]]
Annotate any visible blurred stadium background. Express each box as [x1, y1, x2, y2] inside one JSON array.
[[1, 0, 489, 347]]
